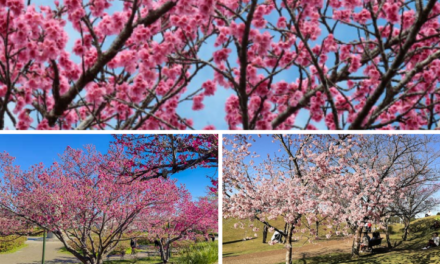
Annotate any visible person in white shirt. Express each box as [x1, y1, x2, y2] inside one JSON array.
[[422, 232, 439, 249]]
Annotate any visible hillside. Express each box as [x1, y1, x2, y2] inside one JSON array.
[[223, 216, 440, 264]]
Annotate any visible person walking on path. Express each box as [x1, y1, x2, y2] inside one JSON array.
[[130, 238, 137, 256]]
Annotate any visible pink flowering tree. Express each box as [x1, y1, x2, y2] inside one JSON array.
[[0, 0, 218, 130], [195, 0, 440, 130], [0, 145, 183, 264], [0, 208, 33, 237], [1, 1, 440, 130], [223, 134, 440, 263], [111, 134, 218, 181], [140, 193, 218, 263]]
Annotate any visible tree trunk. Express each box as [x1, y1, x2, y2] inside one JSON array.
[[316, 221, 319, 238], [351, 226, 362, 257], [157, 240, 168, 263], [283, 223, 288, 244], [402, 220, 410, 241], [285, 224, 294, 264], [385, 219, 392, 248], [262, 225, 268, 243]]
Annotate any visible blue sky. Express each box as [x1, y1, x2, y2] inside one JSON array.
[[0, 134, 216, 199]]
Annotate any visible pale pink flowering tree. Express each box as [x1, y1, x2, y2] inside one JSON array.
[[223, 134, 440, 263], [0, 145, 183, 264], [139, 193, 218, 263]]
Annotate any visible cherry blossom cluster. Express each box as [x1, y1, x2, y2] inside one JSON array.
[[0, 0, 217, 130], [111, 134, 218, 181], [199, 0, 440, 130], [1, 0, 440, 130]]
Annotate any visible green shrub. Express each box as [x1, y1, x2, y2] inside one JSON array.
[[388, 226, 394, 234], [0, 236, 27, 253], [109, 241, 129, 255], [178, 241, 218, 264]]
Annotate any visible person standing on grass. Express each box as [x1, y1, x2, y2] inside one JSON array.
[[130, 238, 137, 255]]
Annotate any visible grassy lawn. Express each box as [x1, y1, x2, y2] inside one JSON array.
[[223, 217, 349, 257], [285, 216, 440, 264], [225, 216, 440, 264], [103, 256, 180, 263], [0, 243, 28, 255]]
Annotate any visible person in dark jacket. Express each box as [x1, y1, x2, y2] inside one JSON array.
[[130, 238, 137, 255]]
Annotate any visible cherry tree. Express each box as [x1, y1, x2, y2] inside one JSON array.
[[140, 193, 218, 263], [111, 134, 218, 181], [0, 208, 32, 237], [1, 1, 440, 130], [0, 145, 183, 264], [0, 0, 217, 130], [223, 134, 440, 263], [390, 183, 439, 241], [195, 0, 440, 130]]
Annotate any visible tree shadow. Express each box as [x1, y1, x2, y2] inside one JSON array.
[[223, 239, 248, 245], [19, 257, 79, 264]]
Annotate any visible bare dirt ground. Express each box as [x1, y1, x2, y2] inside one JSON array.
[[223, 238, 353, 264]]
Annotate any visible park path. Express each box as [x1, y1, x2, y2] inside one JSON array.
[[223, 237, 353, 264], [0, 237, 155, 264], [0, 237, 78, 264]]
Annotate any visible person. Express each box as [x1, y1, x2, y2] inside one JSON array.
[[430, 220, 440, 230], [130, 238, 137, 255], [367, 222, 372, 233], [271, 231, 281, 242], [422, 233, 439, 249], [360, 232, 370, 252]]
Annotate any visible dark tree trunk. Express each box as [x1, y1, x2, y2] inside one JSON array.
[[402, 219, 410, 241], [262, 225, 268, 243], [316, 221, 319, 238], [157, 240, 169, 263]]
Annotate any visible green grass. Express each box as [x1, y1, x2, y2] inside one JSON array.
[[225, 216, 440, 263], [103, 256, 180, 263], [284, 216, 440, 264], [0, 243, 28, 255], [178, 241, 218, 264], [223, 217, 349, 257]]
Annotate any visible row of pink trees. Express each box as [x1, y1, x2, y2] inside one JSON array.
[[0, 134, 218, 264], [143, 194, 218, 263], [223, 134, 440, 264], [1, 0, 440, 130]]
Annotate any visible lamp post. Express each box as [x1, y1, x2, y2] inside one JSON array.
[[41, 229, 46, 264]]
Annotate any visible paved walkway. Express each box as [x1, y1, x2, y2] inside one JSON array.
[[0, 237, 166, 263], [0, 237, 78, 264]]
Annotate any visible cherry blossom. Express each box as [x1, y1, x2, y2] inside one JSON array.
[[0, 1, 439, 129]]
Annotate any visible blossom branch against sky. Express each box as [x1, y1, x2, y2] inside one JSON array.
[[1, 1, 440, 130]]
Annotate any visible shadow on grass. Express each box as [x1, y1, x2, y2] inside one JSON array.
[[286, 247, 440, 264], [223, 239, 249, 245]]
